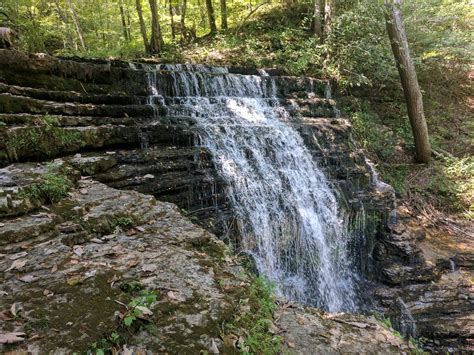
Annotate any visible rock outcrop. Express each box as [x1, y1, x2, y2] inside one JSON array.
[[0, 49, 472, 352], [0, 161, 409, 353]]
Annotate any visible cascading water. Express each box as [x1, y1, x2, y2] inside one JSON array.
[[133, 63, 360, 312]]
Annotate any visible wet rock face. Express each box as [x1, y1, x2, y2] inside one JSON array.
[[0, 49, 472, 352]]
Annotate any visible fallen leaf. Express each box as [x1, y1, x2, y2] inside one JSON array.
[[297, 316, 305, 325], [6, 259, 27, 272], [10, 303, 23, 317], [66, 274, 84, 286], [51, 264, 58, 273], [73, 246, 84, 257], [0, 311, 13, 321], [287, 342, 295, 348], [167, 291, 178, 300], [209, 338, 219, 354], [127, 259, 139, 268], [268, 322, 279, 334], [142, 264, 157, 273], [223, 334, 238, 348], [0, 332, 26, 344], [108, 274, 121, 286], [18, 275, 37, 283], [136, 306, 153, 316], [9, 251, 28, 260], [147, 220, 156, 225], [126, 228, 137, 236], [84, 270, 97, 279]]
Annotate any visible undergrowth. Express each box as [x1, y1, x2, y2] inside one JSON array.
[[6, 115, 84, 158], [225, 275, 282, 354], [21, 163, 73, 203]]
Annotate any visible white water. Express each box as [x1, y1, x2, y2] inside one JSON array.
[[134, 63, 358, 312]]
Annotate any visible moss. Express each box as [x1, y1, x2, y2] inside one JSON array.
[[5, 115, 85, 160]]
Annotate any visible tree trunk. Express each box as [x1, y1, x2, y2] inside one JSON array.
[[385, 0, 431, 163], [180, 0, 187, 40], [53, 0, 75, 49], [220, 0, 227, 31], [148, 0, 165, 54], [119, 2, 130, 41], [66, 0, 86, 50], [135, 0, 150, 52], [322, 0, 333, 42], [205, 0, 217, 34], [169, 3, 176, 41], [313, 0, 322, 42], [126, 5, 132, 39]]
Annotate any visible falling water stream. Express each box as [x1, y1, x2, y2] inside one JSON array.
[[134, 63, 359, 312]]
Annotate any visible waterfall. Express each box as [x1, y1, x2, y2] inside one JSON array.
[[134, 63, 359, 312]]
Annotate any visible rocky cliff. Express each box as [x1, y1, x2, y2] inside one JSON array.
[[0, 49, 472, 353]]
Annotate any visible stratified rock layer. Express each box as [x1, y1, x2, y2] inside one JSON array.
[[0, 49, 472, 352], [0, 163, 408, 353]]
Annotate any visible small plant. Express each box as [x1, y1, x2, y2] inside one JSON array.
[[113, 217, 134, 229], [21, 164, 72, 203], [121, 280, 143, 294], [225, 276, 282, 354], [122, 290, 158, 328], [6, 115, 84, 158]]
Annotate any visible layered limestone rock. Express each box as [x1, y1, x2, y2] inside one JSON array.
[[0, 162, 409, 353], [0, 49, 472, 352]]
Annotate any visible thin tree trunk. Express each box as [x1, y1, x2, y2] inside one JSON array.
[[120, 2, 130, 40], [53, 0, 75, 49], [136, 0, 150, 52], [385, 0, 431, 163], [169, 3, 176, 41], [66, 0, 86, 50], [148, 0, 165, 54], [205, 0, 217, 34], [180, 0, 187, 40], [322, 0, 333, 42], [313, 0, 322, 42], [220, 0, 227, 31], [126, 3, 132, 39]]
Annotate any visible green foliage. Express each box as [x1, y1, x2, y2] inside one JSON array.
[[225, 275, 282, 354], [112, 217, 134, 229], [21, 164, 72, 203], [6, 115, 84, 157], [121, 290, 157, 328]]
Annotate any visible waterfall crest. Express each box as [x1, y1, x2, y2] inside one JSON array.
[[136, 63, 359, 312]]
